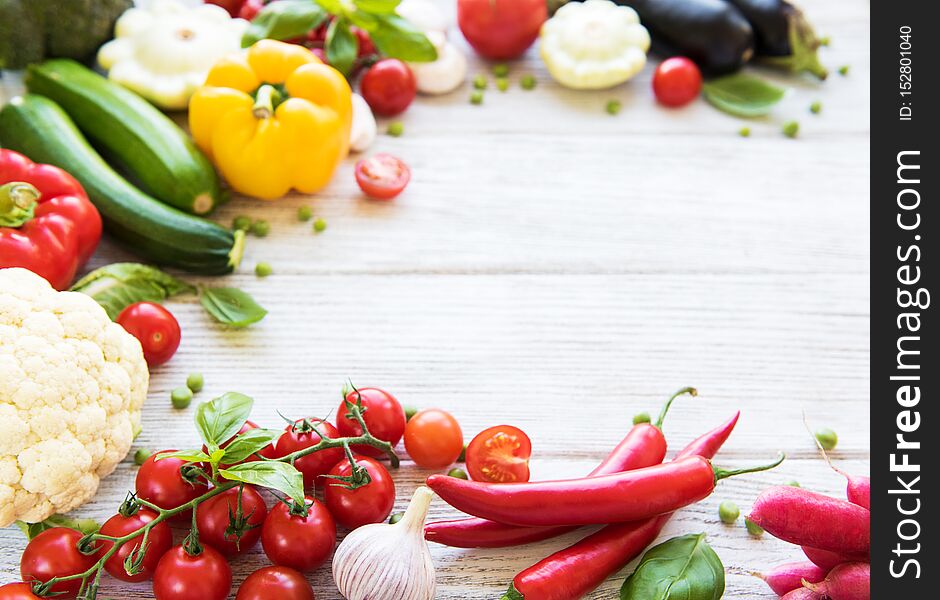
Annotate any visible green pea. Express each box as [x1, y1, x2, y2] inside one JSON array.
[[492, 63, 509, 77], [447, 468, 469, 480], [297, 205, 313, 221], [810, 101, 822, 114], [838, 65, 850, 76], [387, 121, 405, 137], [255, 262, 273, 277], [470, 90, 484, 105], [520, 74, 537, 90], [782, 120, 800, 139], [313, 217, 327, 233], [134, 448, 152, 465], [404, 405, 418, 421], [389, 512, 405, 524], [786, 480, 801, 488], [815, 427, 838, 451], [606, 100, 622, 116], [739, 127, 751, 138], [186, 373, 204, 393], [745, 517, 764, 537], [251, 219, 271, 237], [473, 75, 488, 90], [718, 500, 740, 524], [496, 77, 509, 92], [232, 215, 252, 231], [457, 444, 467, 463], [819, 35, 831, 47], [171, 386, 193, 409], [632, 412, 651, 425]]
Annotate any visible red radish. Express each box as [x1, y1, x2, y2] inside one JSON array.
[[803, 562, 870, 600], [782, 589, 822, 599], [759, 561, 826, 596], [748, 486, 870, 555], [802, 545, 869, 571], [842, 473, 870, 509]]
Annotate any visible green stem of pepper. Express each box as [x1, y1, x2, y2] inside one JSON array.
[[0, 182, 39, 228]]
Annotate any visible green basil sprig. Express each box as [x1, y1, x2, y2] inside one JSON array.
[[195, 391, 255, 450], [702, 74, 787, 118], [620, 533, 725, 600], [242, 0, 328, 47], [221, 462, 305, 505], [200, 287, 268, 328], [70, 263, 195, 320]]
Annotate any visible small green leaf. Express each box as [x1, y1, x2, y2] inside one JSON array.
[[200, 287, 267, 328], [221, 428, 283, 463], [16, 515, 100, 540], [354, 0, 401, 14], [702, 74, 787, 118], [195, 392, 254, 450], [70, 263, 195, 320], [154, 450, 213, 463], [326, 18, 359, 75], [620, 533, 724, 600], [242, 0, 328, 47], [368, 14, 437, 62], [221, 462, 305, 505]]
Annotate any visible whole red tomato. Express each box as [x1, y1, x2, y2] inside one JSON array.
[[652, 57, 703, 107], [352, 26, 376, 57], [201, 420, 278, 469], [0, 583, 42, 600], [236, 566, 314, 600], [116, 302, 181, 367], [237, 0, 265, 20], [466, 425, 532, 483], [19, 528, 98, 600], [136, 451, 209, 523], [457, 0, 547, 60], [196, 485, 268, 556], [323, 456, 395, 529], [336, 387, 406, 457], [205, 0, 245, 17], [152, 544, 231, 600], [273, 418, 344, 489], [261, 496, 336, 572], [404, 408, 464, 469], [98, 508, 172, 582], [360, 59, 416, 116]]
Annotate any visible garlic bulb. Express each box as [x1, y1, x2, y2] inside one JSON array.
[[333, 486, 436, 600]]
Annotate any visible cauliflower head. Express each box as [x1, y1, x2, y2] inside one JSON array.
[[0, 268, 148, 527]]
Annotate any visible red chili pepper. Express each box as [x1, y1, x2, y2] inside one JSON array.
[[0, 149, 101, 289], [503, 412, 740, 600], [425, 388, 697, 548]]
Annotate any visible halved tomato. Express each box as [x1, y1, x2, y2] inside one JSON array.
[[465, 425, 532, 483], [354, 154, 411, 200]]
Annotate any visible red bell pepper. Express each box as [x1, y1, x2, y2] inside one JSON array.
[[0, 149, 101, 289]]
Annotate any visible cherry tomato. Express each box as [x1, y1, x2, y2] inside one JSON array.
[[323, 456, 395, 529], [0, 583, 41, 600], [404, 408, 464, 469], [116, 302, 181, 367], [261, 496, 336, 572], [457, 0, 547, 60], [136, 450, 209, 523], [336, 387, 406, 458], [196, 485, 268, 556], [354, 154, 411, 200], [205, 0, 244, 17], [19, 528, 98, 600], [237, 0, 265, 20], [352, 27, 376, 57], [99, 508, 172, 582], [152, 544, 231, 600], [236, 566, 314, 600], [360, 59, 416, 116], [201, 420, 277, 469], [652, 57, 703, 108], [273, 418, 344, 489], [466, 425, 532, 483]]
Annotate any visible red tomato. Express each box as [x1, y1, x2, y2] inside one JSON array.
[[152, 544, 231, 600], [236, 566, 314, 600], [237, 0, 264, 20], [201, 420, 277, 469], [19, 528, 98, 600], [261, 496, 336, 572], [116, 302, 181, 367], [322, 456, 395, 529], [404, 408, 464, 469], [136, 450, 209, 523], [273, 418, 344, 489], [98, 508, 172, 582], [0, 583, 41, 600], [196, 485, 268, 556], [205, 0, 244, 17], [466, 425, 532, 483], [354, 154, 411, 200], [353, 27, 376, 57], [457, 0, 547, 60], [360, 59, 416, 116], [336, 387, 406, 457], [652, 57, 703, 107]]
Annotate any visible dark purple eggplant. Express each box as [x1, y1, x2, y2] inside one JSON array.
[[563, 0, 755, 75], [724, 0, 827, 79]]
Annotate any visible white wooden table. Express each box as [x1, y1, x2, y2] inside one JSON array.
[[0, 0, 870, 597]]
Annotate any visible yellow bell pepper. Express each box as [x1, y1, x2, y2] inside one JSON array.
[[189, 40, 352, 200]]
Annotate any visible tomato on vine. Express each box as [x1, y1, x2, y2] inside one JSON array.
[[235, 566, 315, 600], [116, 302, 181, 367], [0, 583, 42, 600], [466, 425, 532, 483], [135, 450, 209, 522], [273, 417, 344, 489], [152, 544, 231, 600], [196, 485, 268, 557], [336, 387, 406, 457], [98, 506, 172, 582], [19, 528, 98, 600], [323, 455, 396, 529], [261, 496, 336, 572]]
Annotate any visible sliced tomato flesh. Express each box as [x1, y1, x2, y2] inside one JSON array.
[[466, 425, 532, 483]]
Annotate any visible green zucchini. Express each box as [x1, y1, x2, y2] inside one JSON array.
[[25, 59, 221, 215], [0, 94, 243, 274]]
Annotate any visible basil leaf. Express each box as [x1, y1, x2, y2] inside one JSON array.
[[195, 392, 254, 450], [326, 18, 358, 75], [154, 449, 213, 463], [702, 74, 787, 118], [221, 428, 283, 463], [242, 0, 328, 47], [70, 263, 195, 320], [200, 287, 267, 328], [317, 0, 345, 13], [369, 14, 437, 62], [353, 0, 401, 14], [16, 515, 100, 540], [220, 462, 305, 505], [620, 533, 725, 600]]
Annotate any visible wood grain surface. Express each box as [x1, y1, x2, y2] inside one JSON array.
[[0, 0, 870, 597]]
